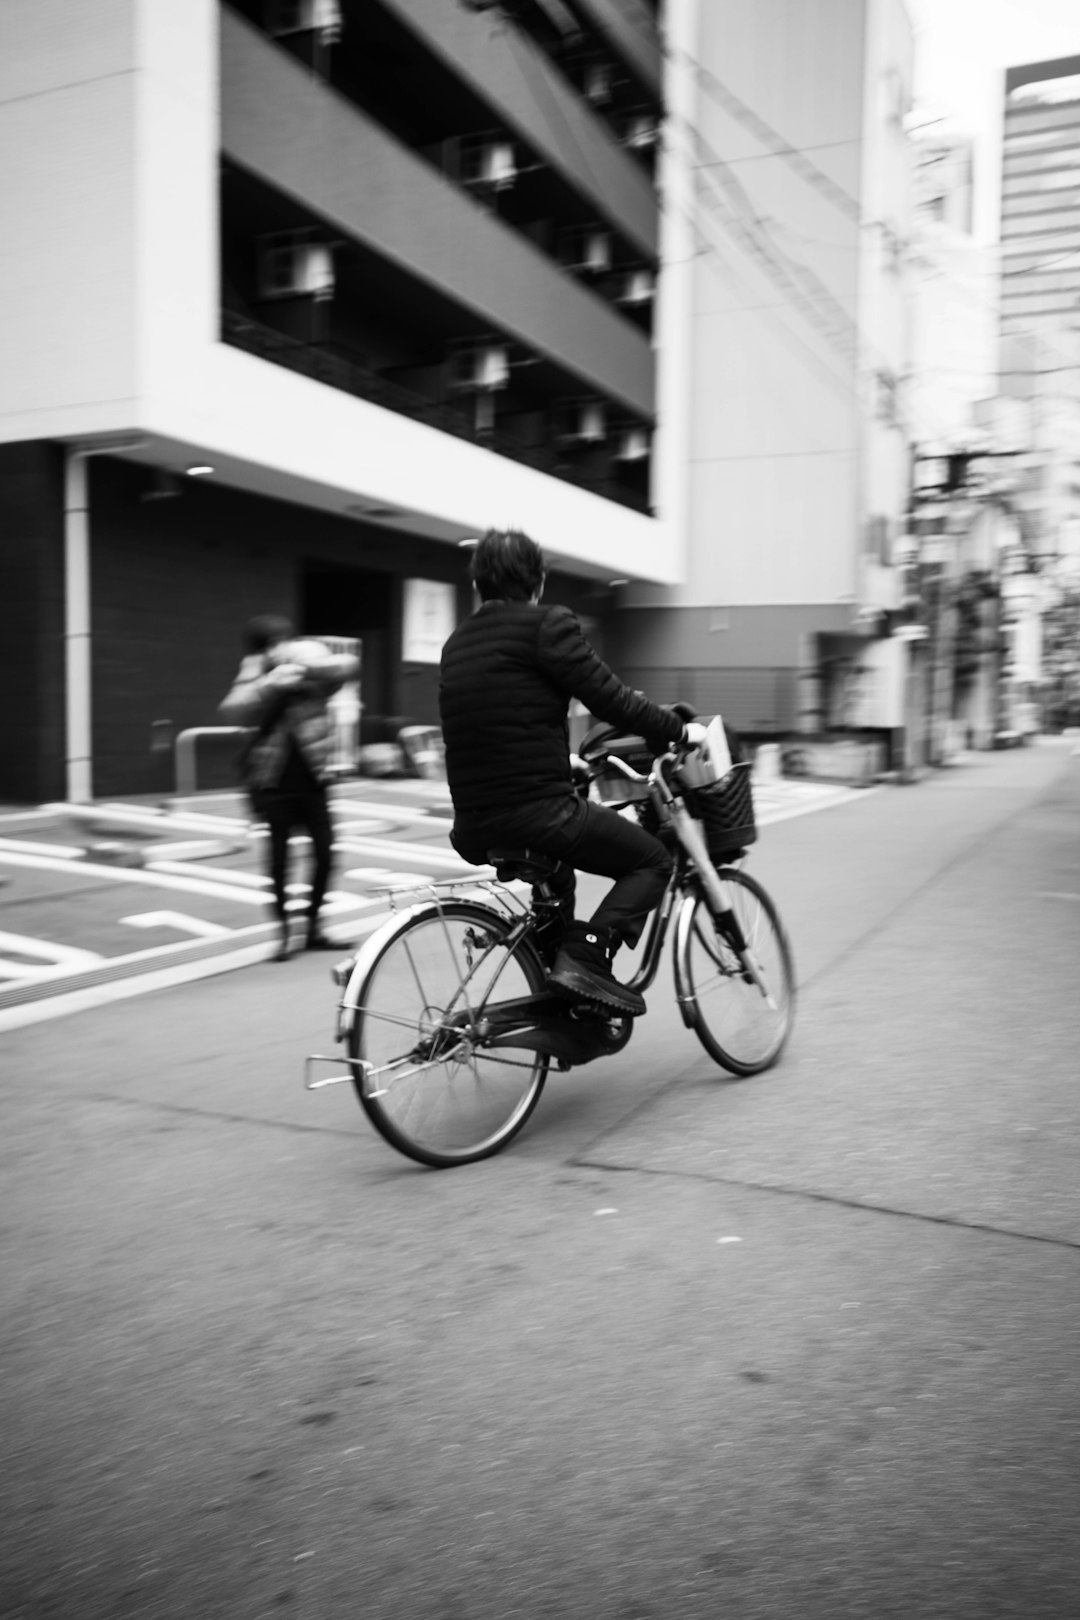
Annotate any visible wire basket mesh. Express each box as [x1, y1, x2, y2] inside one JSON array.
[[683, 760, 757, 859]]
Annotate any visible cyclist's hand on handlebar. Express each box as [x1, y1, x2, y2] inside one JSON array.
[[669, 700, 697, 723]]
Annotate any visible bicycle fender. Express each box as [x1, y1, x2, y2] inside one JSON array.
[[671, 893, 700, 1031]]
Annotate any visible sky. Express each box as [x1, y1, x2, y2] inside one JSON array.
[[905, 0, 1080, 240]]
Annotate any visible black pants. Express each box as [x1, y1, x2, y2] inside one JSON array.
[[451, 795, 673, 947], [251, 786, 334, 929]]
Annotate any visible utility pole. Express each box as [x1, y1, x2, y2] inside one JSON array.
[[909, 448, 1029, 761]]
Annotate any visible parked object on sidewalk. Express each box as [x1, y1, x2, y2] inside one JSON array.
[[219, 615, 359, 959]]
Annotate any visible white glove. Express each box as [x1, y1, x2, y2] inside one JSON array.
[[683, 721, 708, 747]]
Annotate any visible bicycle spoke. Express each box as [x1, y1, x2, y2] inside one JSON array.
[[679, 874, 795, 1076], [350, 904, 549, 1165]]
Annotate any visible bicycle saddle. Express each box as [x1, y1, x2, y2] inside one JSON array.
[[487, 847, 561, 884]]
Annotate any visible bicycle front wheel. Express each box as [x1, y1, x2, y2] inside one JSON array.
[[347, 900, 549, 1167], [675, 871, 795, 1076]]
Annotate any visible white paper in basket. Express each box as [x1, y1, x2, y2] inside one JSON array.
[[703, 715, 733, 780]]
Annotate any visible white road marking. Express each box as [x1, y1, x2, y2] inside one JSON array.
[[0, 835, 86, 860], [342, 868, 435, 888], [0, 931, 103, 979], [0, 849, 275, 904], [332, 835, 472, 871], [0, 912, 389, 1033], [145, 860, 272, 887], [136, 839, 245, 862], [43, 801, 257, 840], [0, 809, 60, 825], [120, 911, 231, 938]]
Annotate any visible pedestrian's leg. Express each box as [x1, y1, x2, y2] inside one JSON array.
[[261, 799, 294, 960], [299, 788, 335, 948]]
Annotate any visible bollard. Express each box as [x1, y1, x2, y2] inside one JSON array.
[[174, 726, 252, 797]]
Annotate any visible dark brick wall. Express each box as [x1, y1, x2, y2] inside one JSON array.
[[0, 444, 617, 801], [87, 458, 479, 796], [0, 443, 66, 803]]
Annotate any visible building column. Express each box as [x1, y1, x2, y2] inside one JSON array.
[[64, 450, 93, 803]]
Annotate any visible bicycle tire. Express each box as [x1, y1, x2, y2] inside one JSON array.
[[674, 869, 795, 1076], [346, 899, 549, 1167]]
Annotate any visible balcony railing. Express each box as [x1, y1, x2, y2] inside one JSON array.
[[220, 309, 650, 514]]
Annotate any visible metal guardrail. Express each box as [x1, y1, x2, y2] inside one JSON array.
[[174, 727, 252, 797]]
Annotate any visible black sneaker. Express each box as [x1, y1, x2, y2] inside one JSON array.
[[549, 923, 646, 1016]]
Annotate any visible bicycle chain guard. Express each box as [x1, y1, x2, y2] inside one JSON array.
[[473, 991, 634, 1069]]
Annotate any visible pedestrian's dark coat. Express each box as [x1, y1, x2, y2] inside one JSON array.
[[219, 650, 357, 791]]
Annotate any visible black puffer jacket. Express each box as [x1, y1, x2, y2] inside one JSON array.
[[439, 600, 684, 813]]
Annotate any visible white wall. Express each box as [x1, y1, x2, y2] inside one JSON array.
[[0, 0, 139, 430], [630, 0, 877, 611]]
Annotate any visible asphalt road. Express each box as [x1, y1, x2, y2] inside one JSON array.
[[2, 743, 1078, 1619]]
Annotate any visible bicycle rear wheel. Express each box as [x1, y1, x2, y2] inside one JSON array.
[[676, 871, 795, 1075], [347, 900, 549, 1167]]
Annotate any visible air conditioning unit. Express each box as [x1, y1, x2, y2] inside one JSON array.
[[614, 427, 651, 462], [265, 0, 342, 40], [558, 401, 607, 445], [623, 113, 658, 151], [461, 140, 517, 192], [561, 228, 612, 275], [618, 268, 655, 306], [257, 234, 335, 300], [450, 343, 510, 392], [584, 62, 614, 106]]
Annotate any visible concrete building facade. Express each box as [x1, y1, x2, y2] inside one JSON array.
[[1000, 54, 1080, 337], [609, 0, 916, 761], [0, 0, 676, 801]]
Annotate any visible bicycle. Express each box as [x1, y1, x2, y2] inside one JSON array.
[[305, 720, 796, 1167]]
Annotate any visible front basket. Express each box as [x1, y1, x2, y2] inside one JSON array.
[[685, 760, 757, 859]]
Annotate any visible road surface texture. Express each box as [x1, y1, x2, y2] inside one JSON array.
[[2, 743, 1078, 1619]]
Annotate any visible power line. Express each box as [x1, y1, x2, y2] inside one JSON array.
[[683, 52, 864, 226]]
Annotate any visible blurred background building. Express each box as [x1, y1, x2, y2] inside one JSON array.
[[1000, 54, 1080, 337], [609, 0, 917, 776]]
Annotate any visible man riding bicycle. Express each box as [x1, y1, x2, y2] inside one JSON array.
[[439, 529, 701, 1016]]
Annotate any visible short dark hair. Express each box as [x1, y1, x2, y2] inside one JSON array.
[[243, 614, 293, 654], [469, 529, 546, 602]]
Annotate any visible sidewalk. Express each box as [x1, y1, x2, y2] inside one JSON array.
[[0, 768, 881, 1030]]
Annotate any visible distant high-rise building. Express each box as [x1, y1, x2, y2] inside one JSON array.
[[1000, 55, 1080, 336]]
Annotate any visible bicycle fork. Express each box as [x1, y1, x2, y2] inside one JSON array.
[[669, 805, 777, 1008]]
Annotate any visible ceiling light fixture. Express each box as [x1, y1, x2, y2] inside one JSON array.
[[345, 504, 404, 521], [185, 464, 215, 477]]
